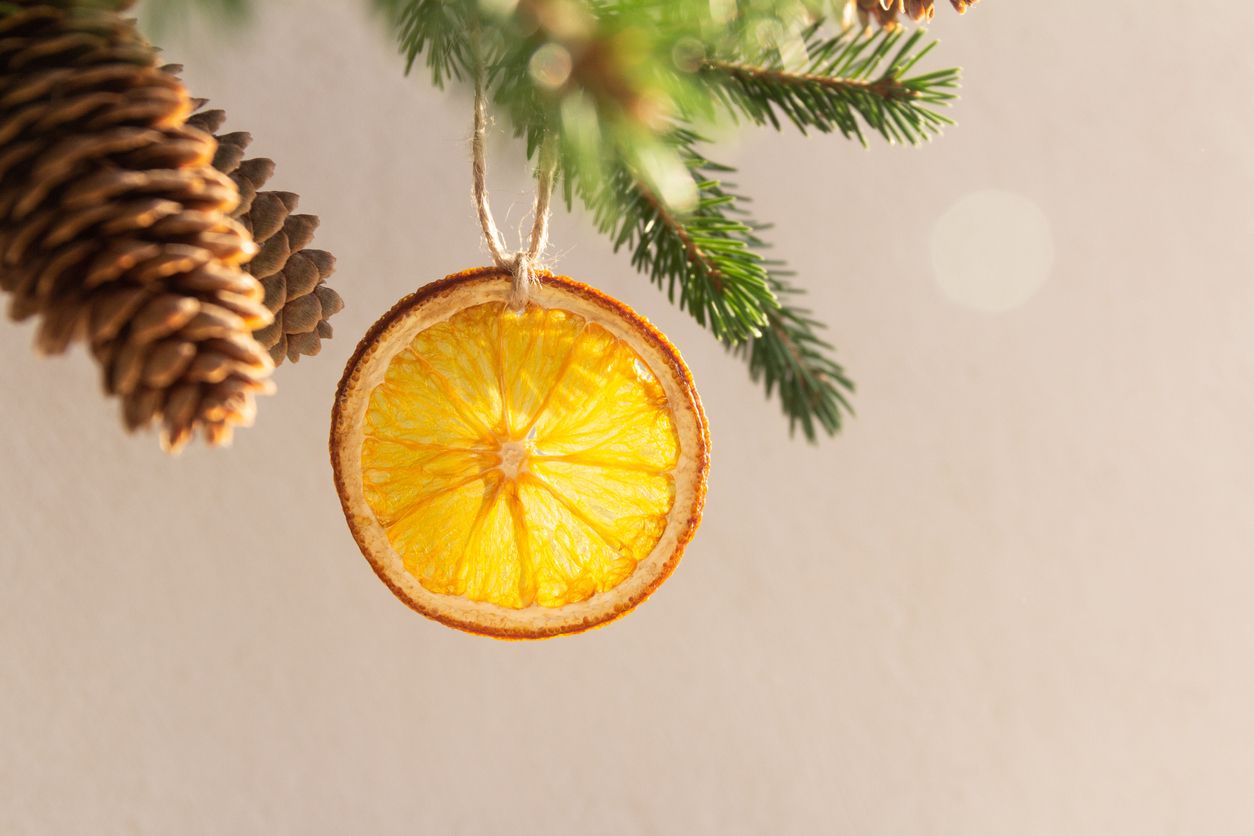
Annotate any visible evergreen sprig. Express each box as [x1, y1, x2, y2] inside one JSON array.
[[736, 270, 856, 440], [575, 130, 855, 438], [702, 25, 959, 145], [577, 129, 775, 343], [386, 0, 474, 87]]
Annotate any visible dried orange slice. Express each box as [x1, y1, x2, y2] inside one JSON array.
[[331, 267, 709, 639]]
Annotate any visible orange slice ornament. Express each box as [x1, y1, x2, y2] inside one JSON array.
[[331, 267, 710, 639]]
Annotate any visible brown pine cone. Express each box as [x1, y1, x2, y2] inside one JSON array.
[[854, 0, 977, 27], [180, 100, 343, 366], [0, 0, 274, 452]]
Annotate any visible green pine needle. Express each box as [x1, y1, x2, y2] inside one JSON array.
[[375, 0, 474, 87], [733, 268, 856, 441]]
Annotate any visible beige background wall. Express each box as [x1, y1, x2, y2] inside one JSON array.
[[4, 2, 1253, 833]]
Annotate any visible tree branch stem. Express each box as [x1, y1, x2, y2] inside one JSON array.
[[631, 177, 726, 293], [703, 60, 917, 101]]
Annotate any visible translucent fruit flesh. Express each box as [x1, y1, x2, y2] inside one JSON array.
[[360, 301, 680, 609]]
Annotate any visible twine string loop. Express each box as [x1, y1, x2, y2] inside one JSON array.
[[471, 46, 556, 310]]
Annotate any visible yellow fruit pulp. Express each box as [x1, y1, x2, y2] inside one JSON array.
[[361, 301, 680, 609]]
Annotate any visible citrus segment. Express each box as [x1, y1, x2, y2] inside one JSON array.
[[386, 475, 487, 591], [408, 303, 505, 436], [528, 320, 680, 466], [363, 348, 485, 448], [498, 306, 583, 435], [526, 459, 675, 554], [332, 268, 709, 639]]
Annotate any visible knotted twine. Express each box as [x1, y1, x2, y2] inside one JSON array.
[[471, 52, 557, 311]]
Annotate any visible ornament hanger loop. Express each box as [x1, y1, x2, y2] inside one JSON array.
[[471, 39, 557, 311]]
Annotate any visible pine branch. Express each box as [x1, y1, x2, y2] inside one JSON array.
[[573, 131, 853, 437], [576, 129, 776, 343], [374, 0, 475, 87], [374, 0, 875, 436], [733, 266, 855, 440], [701, 25, 959, 145]]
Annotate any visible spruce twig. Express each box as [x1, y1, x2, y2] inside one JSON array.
[[576, 131, 855, 438], [700, 26, 959, 145], [576, 129, 775, 344]]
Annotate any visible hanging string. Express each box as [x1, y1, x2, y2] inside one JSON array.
[[471, 44, 557, 311]]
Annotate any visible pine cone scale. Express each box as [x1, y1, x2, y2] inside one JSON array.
[[248, 233, 289, 278], [142, 338, 196, 388], [86, 242, 161, 289], [177, 262, 262, 297], [853, 0, 978, 27], [89, 285, 149, 341], [122, 385, 162, 431], [282, 254, 319, 298], [247, 191, 291, 241], [282, 292, 322, 334], [179, 303, 247, 341], [285, 331, 321, 358], [128, 294, 200, 344]]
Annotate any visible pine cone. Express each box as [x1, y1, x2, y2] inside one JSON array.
[[854, 0, 977, 27], [0, 0, 275, 452], [179, 98, 343, 366]]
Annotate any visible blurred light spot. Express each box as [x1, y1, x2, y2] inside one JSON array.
[[672, 37, 705, 73], [840, 0, 858, 30], [775, 27, 808, 68], [753, 19, 784, 50], [559, 93, 601, 158], [637, 145, 698, 212], [529, 44, 573, 90], [709, 0, 736, 25], [532, 0, 592, 39], [931, 190, 1054, 313], [479, 0, 520, 17]]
